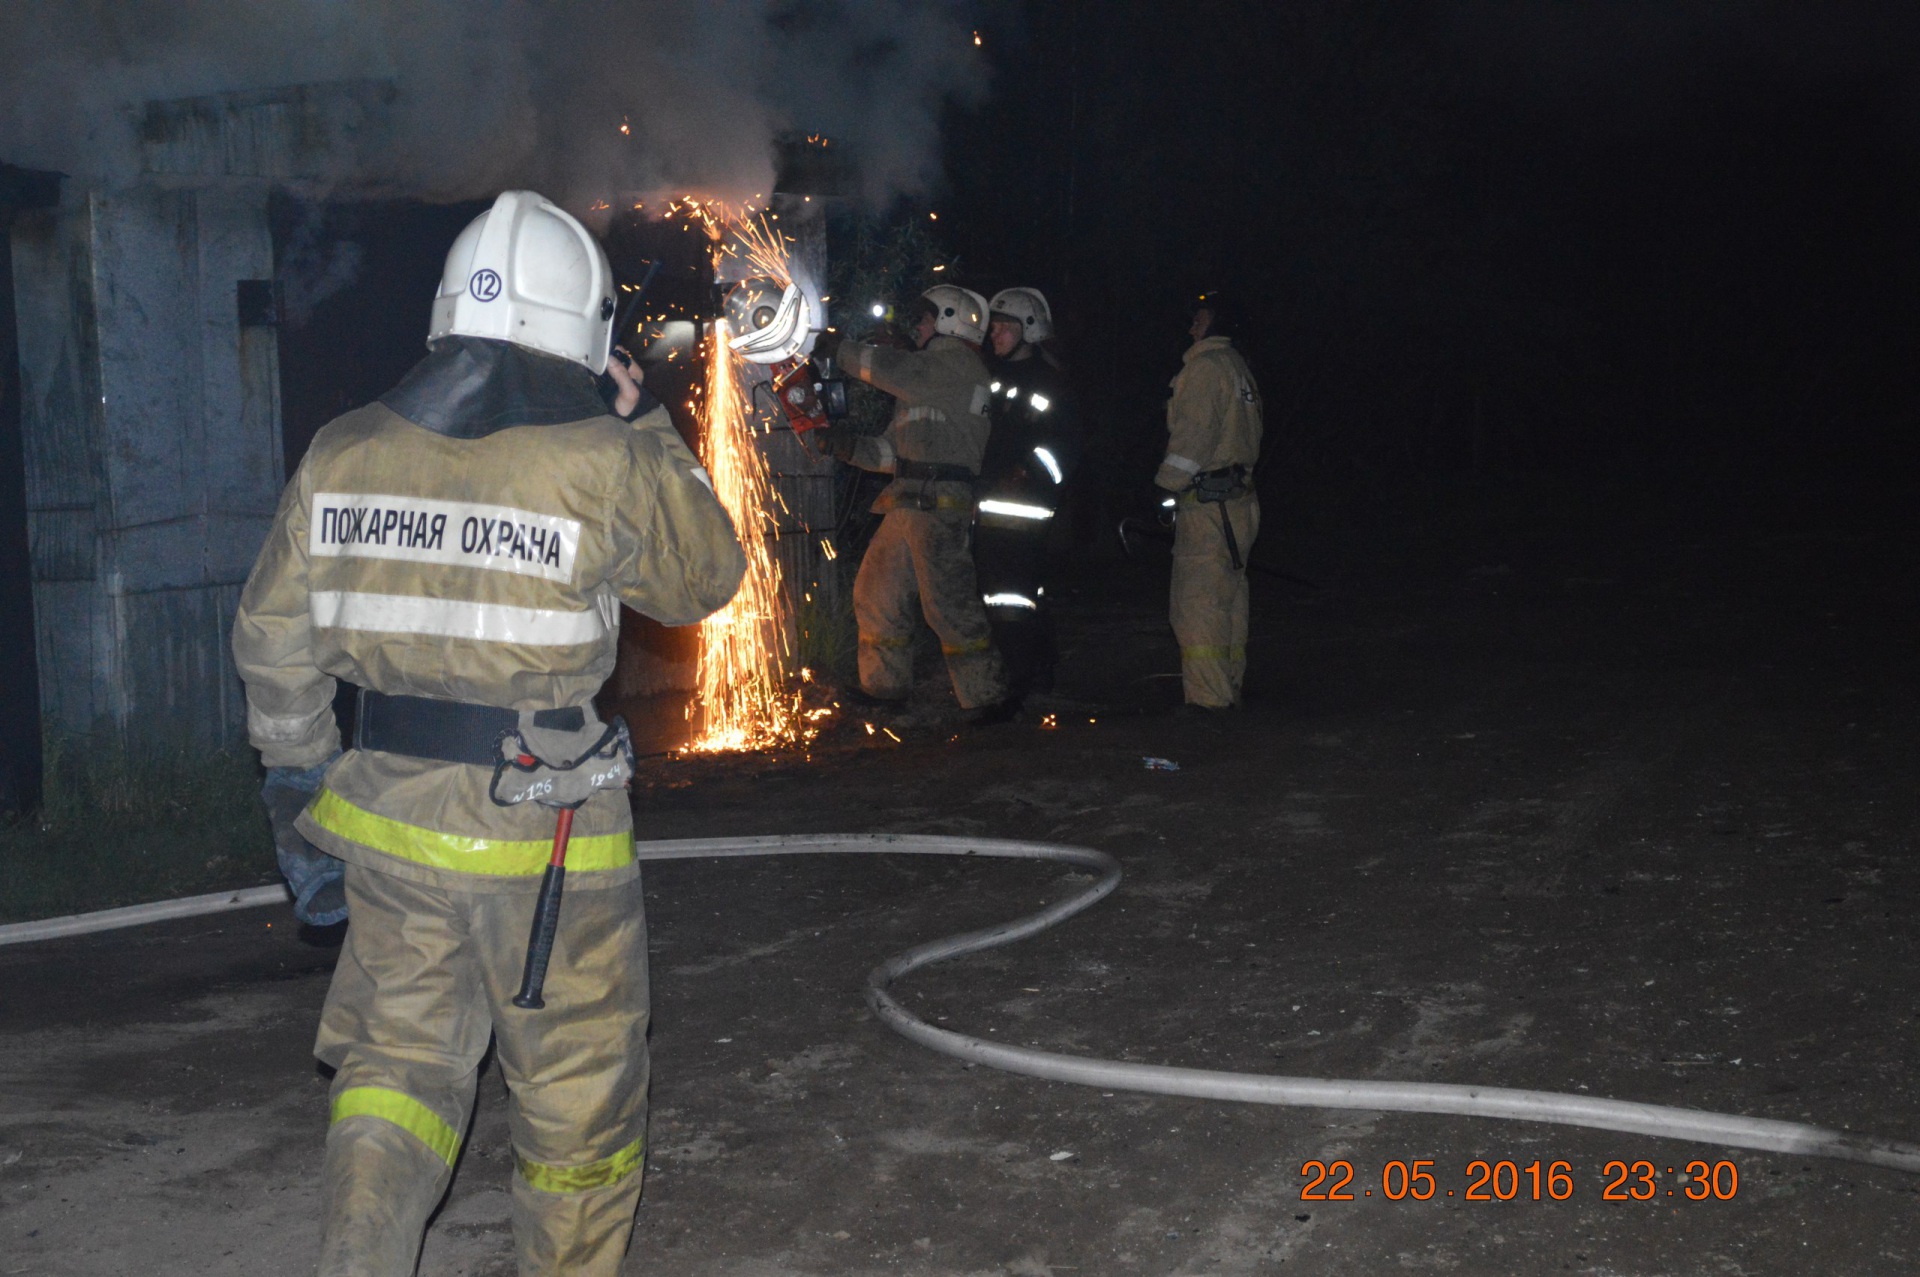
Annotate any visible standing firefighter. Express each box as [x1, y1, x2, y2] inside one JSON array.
[[232, 190, 745, 1276], [818, 286, 1014, 724], [977, 287, 1074, 695], [1154, 292, 1263, 709]]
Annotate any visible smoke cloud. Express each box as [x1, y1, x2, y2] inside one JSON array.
[[0, 0, 989, 207]]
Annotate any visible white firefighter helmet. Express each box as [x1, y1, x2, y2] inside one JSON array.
[[920, 284, 989, 343], [989, 286, 1053, 344], [429, 190, 617, 374]]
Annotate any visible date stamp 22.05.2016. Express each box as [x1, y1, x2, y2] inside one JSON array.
[[1299, 1158, 1740, 1203]]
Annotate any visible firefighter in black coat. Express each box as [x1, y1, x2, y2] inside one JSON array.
[[975, 287, 1074, 695]]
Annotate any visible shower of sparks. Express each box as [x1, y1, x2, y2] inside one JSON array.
[[682, 204, 819, 753]]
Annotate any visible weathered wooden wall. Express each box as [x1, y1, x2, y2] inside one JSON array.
[[12, 186, 283, 753]]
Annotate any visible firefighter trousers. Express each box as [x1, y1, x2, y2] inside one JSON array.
[[314, 861, 649, 1277], [854, 507, 1008, 708], [1171, 492, 1260, 707]]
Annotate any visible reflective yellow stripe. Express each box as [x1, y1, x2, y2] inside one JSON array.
[[331, 1086, 462, 1167], [941, 638, 993, 656], [309, 788, 633, 875], [517, 1136, 645, 1194], [860, 635, 912, 649], [1181, 645, 1245, 660]]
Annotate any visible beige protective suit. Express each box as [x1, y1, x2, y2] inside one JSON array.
[[1153, 335, 1263, 708], [841, 335, 1008, 707], [233, 399, 744, 1276]]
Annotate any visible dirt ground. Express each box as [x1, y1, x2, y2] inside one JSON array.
[[3, 499, 1916, 1276]]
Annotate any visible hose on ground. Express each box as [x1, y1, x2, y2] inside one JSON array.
[[633, 833, 1920, 1175], [6, 832, 1914, 1173]]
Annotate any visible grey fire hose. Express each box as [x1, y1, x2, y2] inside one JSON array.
[[5, 831, 1916, 1173], [633, 834, 1920, 1175]]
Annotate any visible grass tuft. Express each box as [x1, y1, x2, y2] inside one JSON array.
[[0, 739, 279, 924]]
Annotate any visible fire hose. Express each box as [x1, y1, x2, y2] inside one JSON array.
[[2, 832, 1915, 1173]]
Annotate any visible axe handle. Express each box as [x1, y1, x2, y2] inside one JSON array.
[[1218, 503, 1244, 571], [511, 807, 574, 1010]]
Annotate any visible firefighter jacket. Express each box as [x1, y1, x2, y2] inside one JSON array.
[[981, 348, 1074, 507], [839, 334, 994, 514], [1153, 335, 1263, 493], [232, 401, 746, 893]]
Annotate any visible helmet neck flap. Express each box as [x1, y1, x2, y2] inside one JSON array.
[[381, 336, 651, 439]]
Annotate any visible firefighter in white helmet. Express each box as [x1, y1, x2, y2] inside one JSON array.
[[976, 287, 1074, 694], [232, 189, 745, 1276], [815, 285, 1013, 722], [1154, 291, 1263, 709]]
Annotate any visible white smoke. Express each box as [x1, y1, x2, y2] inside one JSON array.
[[0, 0, 988, 206]]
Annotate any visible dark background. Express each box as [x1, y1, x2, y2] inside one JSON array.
[[6, 1, 1920, 810], [944, 1, 1920, 532]]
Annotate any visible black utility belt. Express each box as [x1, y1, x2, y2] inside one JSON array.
[[1192, 464, 1251, 503], [354, 687, 585, 767], [894, 459, 977, 482]]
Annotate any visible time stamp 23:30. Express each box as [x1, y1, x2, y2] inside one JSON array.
[[1300, 1158, 1742, 1203]]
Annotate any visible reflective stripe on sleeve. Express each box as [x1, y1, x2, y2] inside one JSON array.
[[248, 702, 329, 744], [308, 788, 634, 875], [1162, 454, 1203, 474], [310, 590, 605, 647], [516, 1136, 646, 1194], [1180, 645, 1247, 662], [941, 637, 994, 657], [332, 1086, 463, 1167]]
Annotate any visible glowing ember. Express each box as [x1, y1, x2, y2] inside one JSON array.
[[684, 210, 817, 753]]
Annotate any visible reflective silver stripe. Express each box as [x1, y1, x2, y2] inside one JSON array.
[[248, 703, 329, 744], [872, 437, 897, 470], [904, 406, 947, 423], [1162, 454, 1203, 474], [853, 345, 874, 379], [976, 499, 1054, 521], [971, 384, 992, 416], [310, 591, 605, 647]]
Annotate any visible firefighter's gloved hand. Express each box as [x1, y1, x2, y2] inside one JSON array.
[[1152, 485, 1181, 528], [812, 422, 857, 462], [262, 754, 348, 927]]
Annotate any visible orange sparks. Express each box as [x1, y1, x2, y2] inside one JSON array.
[[683, 209, 821, 754]]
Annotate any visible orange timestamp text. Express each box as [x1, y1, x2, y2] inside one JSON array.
[[1299, 1158, 1740, 1202]]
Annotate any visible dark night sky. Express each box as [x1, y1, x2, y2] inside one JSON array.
[[945, 1, 1920, 506]]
